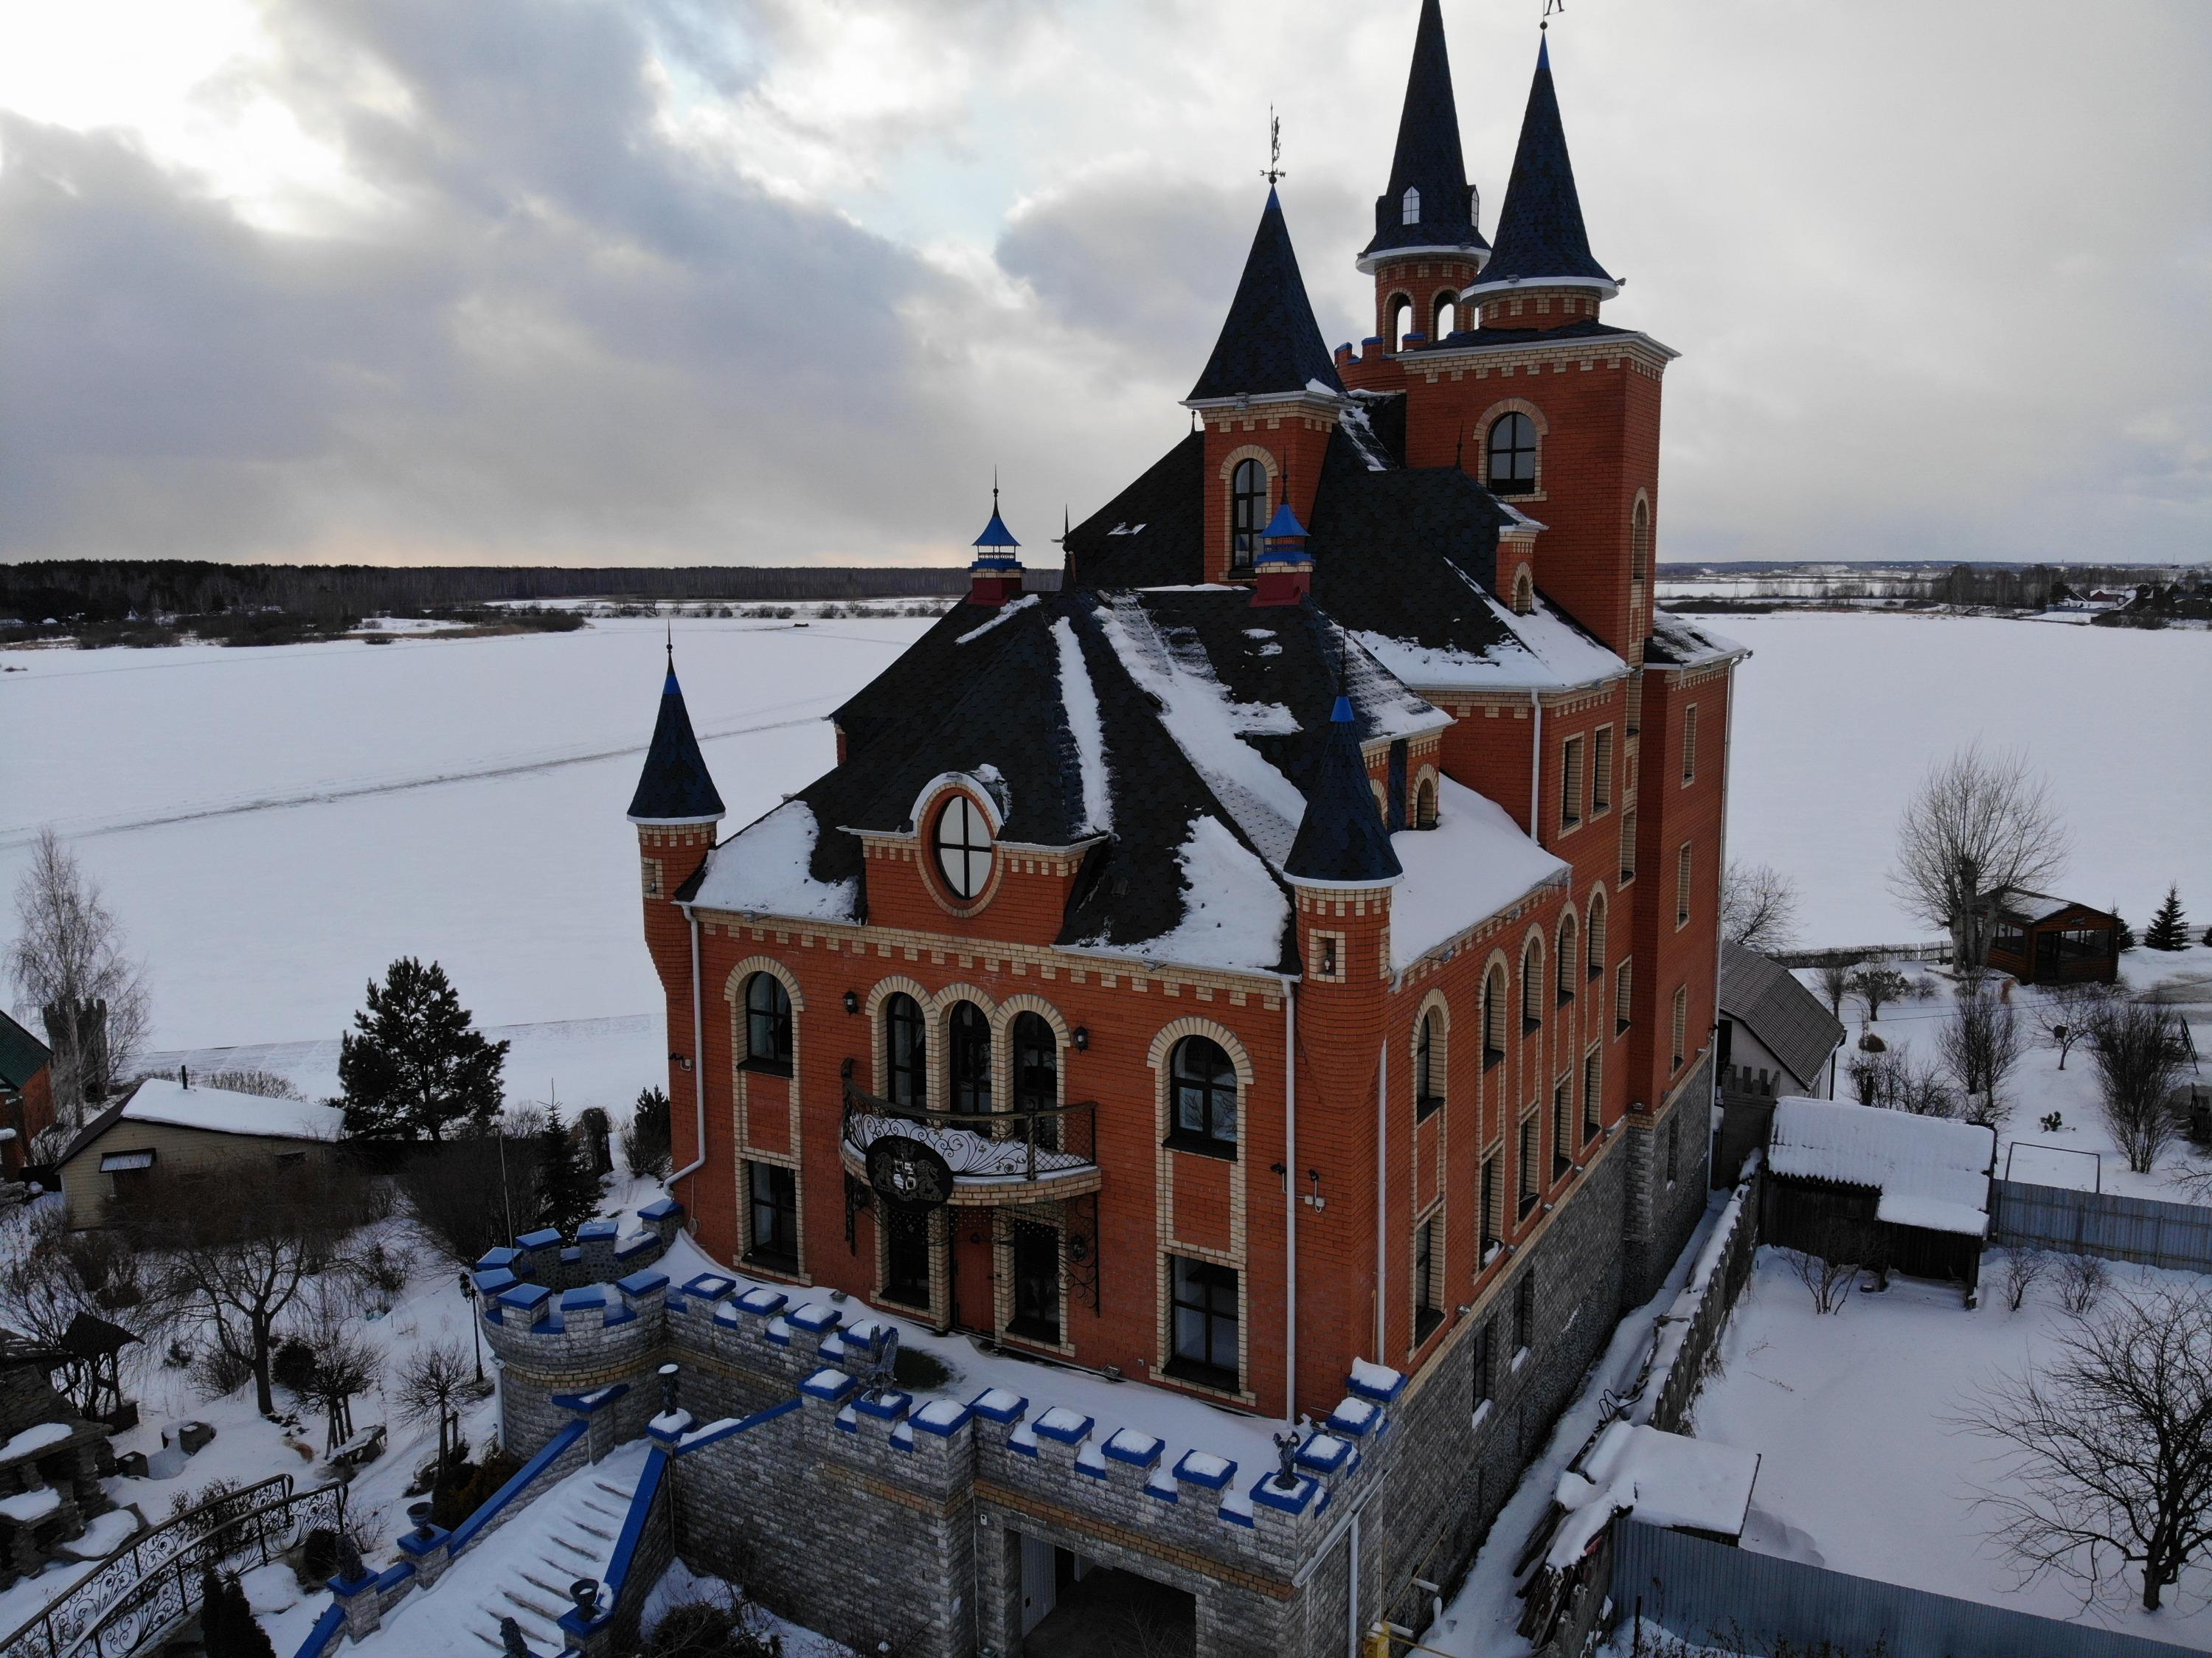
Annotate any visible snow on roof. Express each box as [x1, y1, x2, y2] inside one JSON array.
[[1078, 814, 1291, 978], [1389, 777, 1569, 972], [690, 799, 859, 922], [1052, 619, 1112, 836], [1986, 887, 2104, 925], [955, 593, 1039, 645], [1646, 611, 1747, 670], [1352, 592, 1625, 693], [117, 1077, 341, 1142], [1547, 1420, 1758, 1569], [1769, 1097, 1995, 1238]]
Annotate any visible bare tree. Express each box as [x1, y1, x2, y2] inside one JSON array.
[[1722, 861, 1802, 953], [2000, 1248, 2050, 1313], [1790, 1244, 1859, 1316], [399, 1133, 544, 1270], [1890, 743, 2070, 973], [199, 1069, 303, 1100], [2089, 1002, 2188, 1174], [2034, 982, 2115, 1072], [0, 1207, 148, 1413], [1939, 983, 2025, 1128], [6, 828, 152, 1120], [395, 1341, 474, 1474], [2057, 1252, 2110, 1317], [1814, 961, 1852, 1019], [127, 1162, 374, 1416], [1959, 1283, 2212, 1611], [1851, 965, 1910, 1023]]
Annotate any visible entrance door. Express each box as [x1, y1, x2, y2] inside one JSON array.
[[1019, 1533, 1057, 1634]]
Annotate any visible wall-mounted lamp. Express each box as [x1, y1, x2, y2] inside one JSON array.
[[1072, 1027, 1089, 1052], [1301, 1169, 1327, 1211], [843, 991, 860, 1014], [668, 1050, 693, 1073], [1269, 1161, 1288, 1195]]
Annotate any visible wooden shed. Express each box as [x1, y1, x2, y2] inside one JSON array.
[[1982, 887, 2121, 986], [1761, 1097, 1996, 1302], [53, 1076, 343, 1229]]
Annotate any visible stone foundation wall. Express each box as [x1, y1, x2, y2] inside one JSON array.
[[1621, 1054, 1713, 1305]]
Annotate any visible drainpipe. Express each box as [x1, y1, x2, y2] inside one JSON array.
[[665, 908, 709, 1205], [1528, 690, 1544, 840], [1284, 976, 1299, 1423], [1374, 1038, 1388, 1362]]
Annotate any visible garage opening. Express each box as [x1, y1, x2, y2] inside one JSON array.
[[1018, 1536, 1195, 1658]]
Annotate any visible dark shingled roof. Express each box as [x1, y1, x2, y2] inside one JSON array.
[[1286, 696, 1403, 887], [1188, 190, 1347, 403], [1719, 943, 1846, 1093], [1062, 431, 1204, 590], [1475, 37, 1613, 291], [0, 1007, 49, 1091], [627, 662, 726, 823], [1362, 0, 1490, 263], [1406, 317, 1638, 352]]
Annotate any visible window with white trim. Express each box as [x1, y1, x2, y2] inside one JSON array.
[[1592, 726, 1613, 815], [1401, 186, 1421, 225], [1561, 734, 1584, 830], [933, 794, 994, 900]]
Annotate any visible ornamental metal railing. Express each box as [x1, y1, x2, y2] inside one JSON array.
[[840, 1080, 1097, 1184], [0, 1474, 346, 1658]]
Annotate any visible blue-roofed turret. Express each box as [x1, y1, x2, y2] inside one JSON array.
[[1358, 0, 1489, 273], [1285, 696, 1401, 888], [1468, 35, 1618, 316], [627, 646, 726, 825], [967, 482, 1027, 606]]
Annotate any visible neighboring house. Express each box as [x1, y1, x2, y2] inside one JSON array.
[[0, 1010, 54, 1179], [1713, 942, 1847, 1182], [1761, 1096, 1996, 1302], [1981, 888, 2121, 986], [53, 1077, 342, 1229], [0, 1328, 116, 1589]]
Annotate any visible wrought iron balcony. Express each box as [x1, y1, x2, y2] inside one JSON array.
[[840, 1080, 1099, 1199]]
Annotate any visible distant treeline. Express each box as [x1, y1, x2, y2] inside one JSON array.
[[1665, 562, 2206, 614], [0, 561, 973, 625]]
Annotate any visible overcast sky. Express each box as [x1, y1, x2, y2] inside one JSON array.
[[1, 1, 2206, 569]]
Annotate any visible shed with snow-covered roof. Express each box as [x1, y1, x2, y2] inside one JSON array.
[[1761, 1097, 1995, 1301], [53, 1075, 344, 1230]]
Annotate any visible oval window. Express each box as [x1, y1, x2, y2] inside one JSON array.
[[933, 794, 995, 900]]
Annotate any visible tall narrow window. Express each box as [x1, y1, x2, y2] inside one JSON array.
[[1587, 892, 1608, 982], [1520, 943, 1544, 1036], [1168, 1256, 1239, 1388], [1671, 986, 1689, 1072], [1556, 915, 1578, 1005], [1401, 186, 1421, 225], [746, 1162, 798, 1272], [1413, 1216, 1443, 1342], [1514, 1273, 1535, 1355], [743, 972, 793, 1073], [1170, 1036, 1238, 1154], [1553, 1077, 1572, 1178], [1433, 291, 1458, 337], [1471, 1317, 1495, 1409], [1561, 735, 1584, 830], [1677, 842, 1694, 929], [1616, 961, 1634, 1036], [933, 794, 994, 900], [1390, 294, 1415, 352], [1681, 704, 1700, 785], [884, 993, 926, 1109], [1632, 499, 1651, 584], [1487, 413, 1537, 495], [1230, 458, 1268, 569], [1512, 568, 1534, 616], [1620, 807, 1638, 884], [948, 1001, 991, 1116], [1484, 965, 1508, 1069], [1415, 775, 1439, 830], [1592, 727, 1613, 815], [1582, 1047, 1602, 1142], [1480, 1155, 1501, 1257], [1415, 1010, 1443, 1121], [1517, 1114, 1539, 1218]]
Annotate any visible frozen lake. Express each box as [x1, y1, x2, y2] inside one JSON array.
[[2, 610, 2203, 1109]]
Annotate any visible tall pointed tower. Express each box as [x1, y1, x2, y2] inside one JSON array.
[[1359, 0, 1489, 350], [1466, 34, 1618, 331], [1185, 188, 1345, 585]]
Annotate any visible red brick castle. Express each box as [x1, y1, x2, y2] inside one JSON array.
[[631, 0, 1737, 1485]]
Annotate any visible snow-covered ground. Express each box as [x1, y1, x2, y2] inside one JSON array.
[[1696, 1246, 2212, 1649]]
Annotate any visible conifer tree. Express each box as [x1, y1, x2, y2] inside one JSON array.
[[2144, 885, 2191, 952], [198, 1569, 232, 1650], [339, 958, 509, 1142], [532, 1112, 603, 1238]]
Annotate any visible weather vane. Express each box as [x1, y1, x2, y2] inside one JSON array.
[[1542, 0, 1564, 24], [1262, 108, 1286, 185]]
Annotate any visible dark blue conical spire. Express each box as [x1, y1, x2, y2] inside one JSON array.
[[627, 642, 725, 823], [1470, 36, 1615, 296], [1359, 0, 1489, 266], [1286, 695, 1401, 887], [1188, 189, 1347, 403]]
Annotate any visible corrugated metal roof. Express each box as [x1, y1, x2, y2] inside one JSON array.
[[1720, 942, 1845, 1091]]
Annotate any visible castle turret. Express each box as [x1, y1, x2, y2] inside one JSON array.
[[1249, 477, 1313, 608], [1466, 35, 1618, 330], [631, 643, 724, 1091], [1185, 189, 1343, 583], [1360, 0, 1490, 350], [966, 486, 1025, 606]]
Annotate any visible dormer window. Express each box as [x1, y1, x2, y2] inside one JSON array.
[[933, 794, 994, 900], [1401, 187, 1421, 225], [1513, 568, 1534, 616]]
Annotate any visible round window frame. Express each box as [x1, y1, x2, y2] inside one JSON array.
[[923, 789, 1005, 917]]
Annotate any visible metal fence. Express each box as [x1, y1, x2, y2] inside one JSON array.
[[1991, 1179, 2212, 1274], [1612, 1519, 2199, 1658], [1767, 940, 1952, 970]]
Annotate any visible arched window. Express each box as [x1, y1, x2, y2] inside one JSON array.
[[1632, 499, 1651, 584], [1013, 1010, 1059, 1149], [743, 972, 792, 1073], [1230, 458, 1268, 569], [1414, 1010, 1443, 1120], [1414, 775, 1438, 830], [1390, 294, 1414, 352], [884, 993, 926, 1109], [1483, 964, 1508, 1068], [933, 794, 994, 901], [1512, 568, 1534, 617], [1486, 412, 1537, 495], [949, 1001, 991, 1116], [1169, 1035, 1238, 1153], [1587, 891, 1608, 982], [1557, 915, 1578, 1004], [1401, 186, 1421, 225], [1433, 291, 1458, 338], [1521, 942, 1544, 1034]]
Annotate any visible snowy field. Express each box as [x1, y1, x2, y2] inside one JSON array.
[[1696, 1246, 2212, 1649], [0, 610, 2204, 1109]]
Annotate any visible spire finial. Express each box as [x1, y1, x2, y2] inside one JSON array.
[[1262, 107, 1285, 186]]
